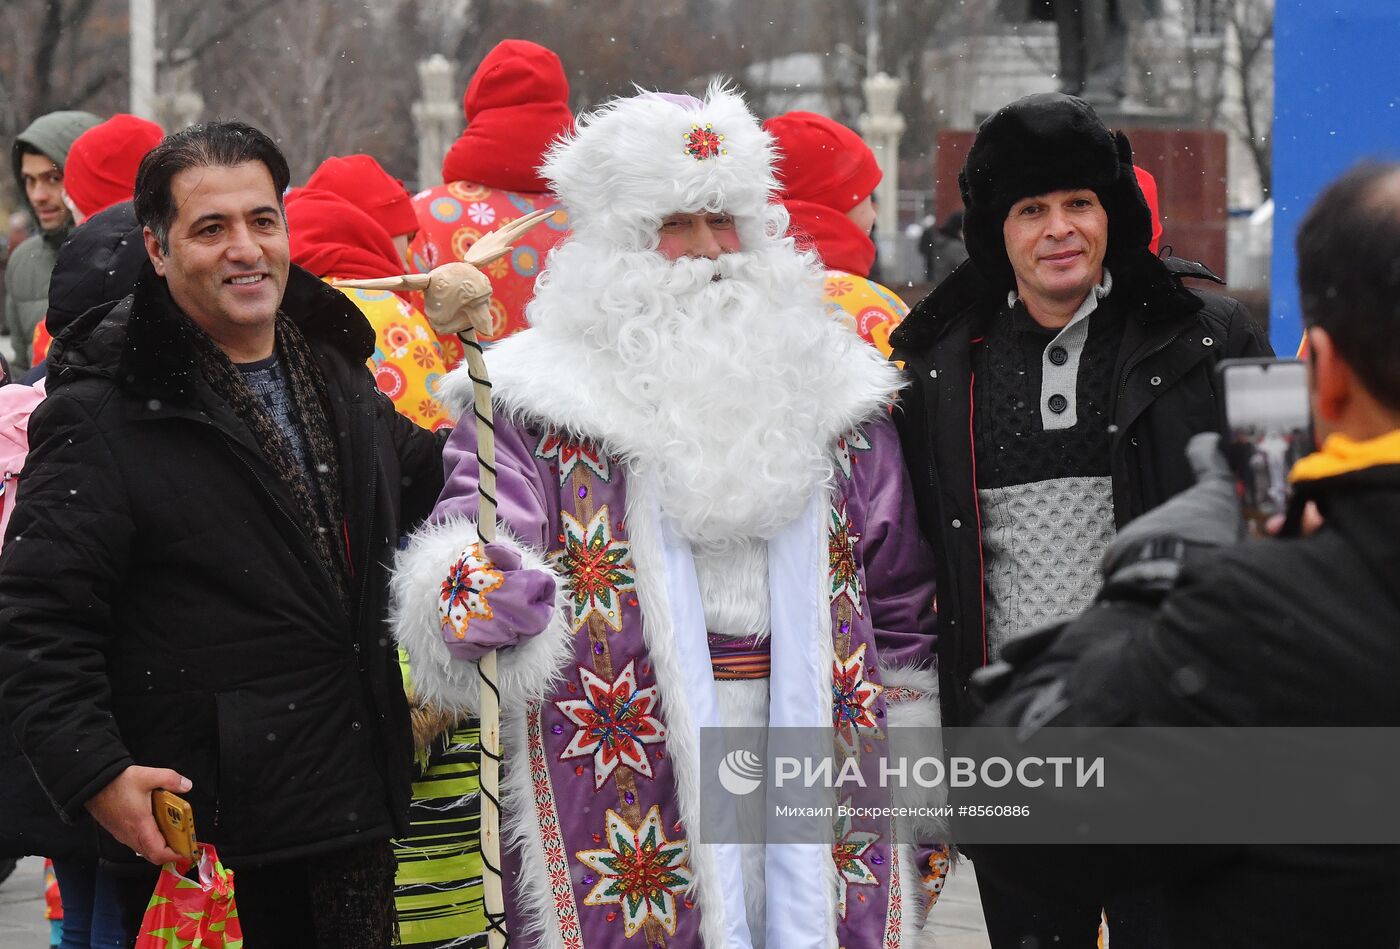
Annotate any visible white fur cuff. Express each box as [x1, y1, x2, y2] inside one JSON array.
[[882, 663, 948, 846], [390, 515, 576, 717]]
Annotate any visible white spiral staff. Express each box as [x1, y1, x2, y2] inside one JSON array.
[[455, 316, 506, 948], [337, 206, 553, 949]]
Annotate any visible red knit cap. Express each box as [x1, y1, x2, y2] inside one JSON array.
[[306, 154, 418, 239], [764, 111, 881, 212], [63, 114, 164, 219], [285, 188, 407, 285], [441, 39, 573, 193]]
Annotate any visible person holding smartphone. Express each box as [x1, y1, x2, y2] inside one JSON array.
[[968, 162, 1400, 947]]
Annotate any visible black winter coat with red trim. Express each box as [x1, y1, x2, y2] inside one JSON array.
[[890, 252, 1271, 727], [0, 264, 445, 866]]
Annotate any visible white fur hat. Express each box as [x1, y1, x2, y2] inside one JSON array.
[[540, 82, 779, 248]]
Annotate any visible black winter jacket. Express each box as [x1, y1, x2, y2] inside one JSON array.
[[890, 253, 1271, 726], [965, 458, 1400, 948], [0, 265, 445, 866]]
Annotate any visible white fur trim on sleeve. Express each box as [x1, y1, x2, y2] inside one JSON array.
[[389, 515, 576, 717], [881, 663, 940, 730], [881, 662, 949, 852], [885, 663, 949, 945]]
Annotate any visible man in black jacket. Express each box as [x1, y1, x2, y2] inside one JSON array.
[[966, 161, 1400, 947], [0, 122, 445, 945], [891, 93, 1270, 727], [889, 92, 1269, 945]]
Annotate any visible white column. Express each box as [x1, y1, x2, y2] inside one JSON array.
[[411, 55, 463, 189], [154, 52, 204, 132], [858, 72, 906, 264], [129, 0, 157, 120]]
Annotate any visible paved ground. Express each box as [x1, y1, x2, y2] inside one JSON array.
[[0, 857, 51, 945], [931, 860, 995, 948], [0, 852, 993, 947], [0, 857, 997, 946]]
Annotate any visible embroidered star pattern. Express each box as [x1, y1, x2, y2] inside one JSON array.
[[438, 542, 505, 642], [834, 426, 873, 480], [828, 500, 863, 615], [922, 844, 951, 910], [683, 123, 726, 160], [832, 798, 881, 920], [832, 643, 884, 756], [554, 506, 635, 632], [576, 806, 693, 938], [535, 430, 612, 484], [556, 660, 667, 789]]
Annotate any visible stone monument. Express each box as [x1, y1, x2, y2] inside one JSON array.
[[858, 72, 906, 269], [412, 54, 463, 190]]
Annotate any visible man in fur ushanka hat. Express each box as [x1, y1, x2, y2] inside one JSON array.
[[392, 84, 947, 947], [890, 92, 1270, 947]]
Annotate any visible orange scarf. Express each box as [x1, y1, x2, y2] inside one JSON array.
[[1289, 429, 1400, 483]]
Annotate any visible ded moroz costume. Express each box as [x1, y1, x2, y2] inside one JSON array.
[[391, 85, 947, 948]]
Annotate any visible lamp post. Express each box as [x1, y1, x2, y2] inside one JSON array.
[[130, 0, 156, 119], [859, 72, 906, 269], [412, 55, 463, 189]]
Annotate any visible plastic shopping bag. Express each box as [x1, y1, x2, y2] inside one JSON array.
[[134, 843, 243, 948]]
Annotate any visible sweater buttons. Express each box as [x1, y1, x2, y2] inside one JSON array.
[[1047, 393, 1068, 413], [1048, 345, 1068, 366], [951, 518, 962, 528]]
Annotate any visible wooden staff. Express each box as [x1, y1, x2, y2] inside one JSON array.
[[338, 206, 552, 949]]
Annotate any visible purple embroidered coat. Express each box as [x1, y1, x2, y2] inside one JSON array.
[[394, 391, 946, 949]]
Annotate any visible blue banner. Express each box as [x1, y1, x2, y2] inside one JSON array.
[[1273, 2, 1400, 353]]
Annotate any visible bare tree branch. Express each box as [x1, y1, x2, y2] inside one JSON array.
[[29, 0, 67, 114], [168, 0, 280, 66], [69, 66, 122, 106]]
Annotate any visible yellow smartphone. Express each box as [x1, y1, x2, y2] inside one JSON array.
[[151, 788, 197, 861]]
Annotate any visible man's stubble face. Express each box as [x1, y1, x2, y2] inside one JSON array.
[[1003, 188, 1109, 311], [20, 152, 69, 234], [144, 161, 290, 362]]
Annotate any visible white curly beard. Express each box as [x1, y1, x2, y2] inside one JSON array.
[[520, 223, 877, 549]]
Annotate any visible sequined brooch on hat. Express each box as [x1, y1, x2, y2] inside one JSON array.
[[684, 123, 726, 160]]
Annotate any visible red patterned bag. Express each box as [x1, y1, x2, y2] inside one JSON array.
[[134, 844, 243, 948]]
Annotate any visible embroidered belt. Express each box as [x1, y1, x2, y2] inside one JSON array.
[[708, 631, 771, 680]]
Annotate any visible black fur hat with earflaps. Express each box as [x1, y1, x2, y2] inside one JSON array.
[[958, 92, 1154, 291]]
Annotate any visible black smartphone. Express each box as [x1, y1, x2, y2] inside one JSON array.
[[1218, 358, 1313, 528]]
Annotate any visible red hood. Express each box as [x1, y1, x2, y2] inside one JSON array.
[[306, 154, 417, 239], [784, 199, 876, 278], [1134, 165, 1163, 255], [286, 188, 409, 298], [441, 39, 573, 193]]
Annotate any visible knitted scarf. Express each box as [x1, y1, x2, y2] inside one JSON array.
[[308, 837, 400, 947], [185, 315, 351, 611], [186, 323, 399, 941]]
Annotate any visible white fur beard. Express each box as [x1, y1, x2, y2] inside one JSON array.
[[527, 238, 859, 547]]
